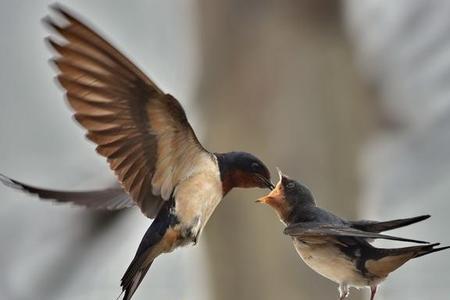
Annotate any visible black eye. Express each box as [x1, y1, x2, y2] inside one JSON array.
[[286, 182, 295, 189], [251, 162, 260, 171]]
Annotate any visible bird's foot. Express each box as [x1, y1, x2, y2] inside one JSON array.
[[370, 286, 378, 300], [338, 284, 349, 300]]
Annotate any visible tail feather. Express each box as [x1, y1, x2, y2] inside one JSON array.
[[366, 243, 449, 277], [121, 255, 152, 292], [375, 243, 450, 260], [119, 199, 175, 300], [0, 173, 133, 210], [414, 243, 450, 258], [350, 215, 430, 233], [121, 260, 153, 300]]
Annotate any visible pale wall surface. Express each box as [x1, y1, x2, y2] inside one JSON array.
[[345, 0, 450, 298]]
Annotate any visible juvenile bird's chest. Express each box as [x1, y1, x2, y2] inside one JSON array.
[[293, 239, 370, 287], [172, 161, 222, 245]]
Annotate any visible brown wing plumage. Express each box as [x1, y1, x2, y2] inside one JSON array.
[[284, 222, 429, 244], [44, 5, 207, 218]]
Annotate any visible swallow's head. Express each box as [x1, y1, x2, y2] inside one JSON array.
[[279, 172, 315, 207], [257, 169, 314, 222], [216, 151, 273, 193]]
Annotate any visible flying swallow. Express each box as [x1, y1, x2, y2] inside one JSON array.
[[257, 171, 449, 300], [0, 4, 274, 300]]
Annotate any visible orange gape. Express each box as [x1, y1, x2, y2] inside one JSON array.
[[257, 182, 291, 222]]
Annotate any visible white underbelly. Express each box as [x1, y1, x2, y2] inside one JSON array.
[[293, 239, 369, 287], [173, 167, 223, 240], [184, 193, 222, 237]]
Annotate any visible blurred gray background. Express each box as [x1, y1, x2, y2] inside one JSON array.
[[0, 1, 449, 299]]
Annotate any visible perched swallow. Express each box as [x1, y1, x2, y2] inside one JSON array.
[[0, 4, 274, 300], [257, 171, 449, 300]]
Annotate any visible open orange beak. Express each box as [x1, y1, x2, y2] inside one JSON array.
[[256, 169, 285, 204], [256, 186, 283, 204], [255, 195, 272, 204]]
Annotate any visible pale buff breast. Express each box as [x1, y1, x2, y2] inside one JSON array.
[[173, 154, 223, 235], [293, 239, 371, 287]]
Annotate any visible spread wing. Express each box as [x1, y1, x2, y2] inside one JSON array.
[[349, 215, 430, 233], [0, 174, 133, 210], [284, 222, 429, 244], [44, 5, 208, 218]]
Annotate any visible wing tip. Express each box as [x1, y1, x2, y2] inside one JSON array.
[[43, 4, 76, 38], [41, 15, 53, 29], [49, 2, 64, 13], [114, 289, 125, 300], [48, 2, 76, 24], [41, 12, 64, 34], [0, 173, 12, 184], [44, 37, 64, 57], [407, 238, 430, 245], [0, 173, 20, 190], [49, 2, 73, 20], [419, 214, 431, 221]]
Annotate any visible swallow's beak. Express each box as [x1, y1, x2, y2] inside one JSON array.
[[266, 180, 275, 190], [256, 180, 284, 204], [255, 195, 272, 204], [256, 174, 275, 190]]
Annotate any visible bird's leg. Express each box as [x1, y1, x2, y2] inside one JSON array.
[[370, 286, 378, 300], [338, 284, 349, 300]]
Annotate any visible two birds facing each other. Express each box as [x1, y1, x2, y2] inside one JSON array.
[[0, 4, 448, 300]]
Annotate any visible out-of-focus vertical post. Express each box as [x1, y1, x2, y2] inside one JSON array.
[[195, 1, 374, 299]]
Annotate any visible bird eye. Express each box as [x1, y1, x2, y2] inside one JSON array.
[[286, 182, 295, 189], [251, 162, 260, 171]]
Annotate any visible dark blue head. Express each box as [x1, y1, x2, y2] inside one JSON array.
[[279, 172, 315, 207], [257, 170, 315, 222], [216, 151, 273, 194]]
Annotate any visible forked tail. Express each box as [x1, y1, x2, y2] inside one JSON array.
[[118, 199, 177, 300], [414, 243, 450, 258], [366, 243, 450, 279]]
